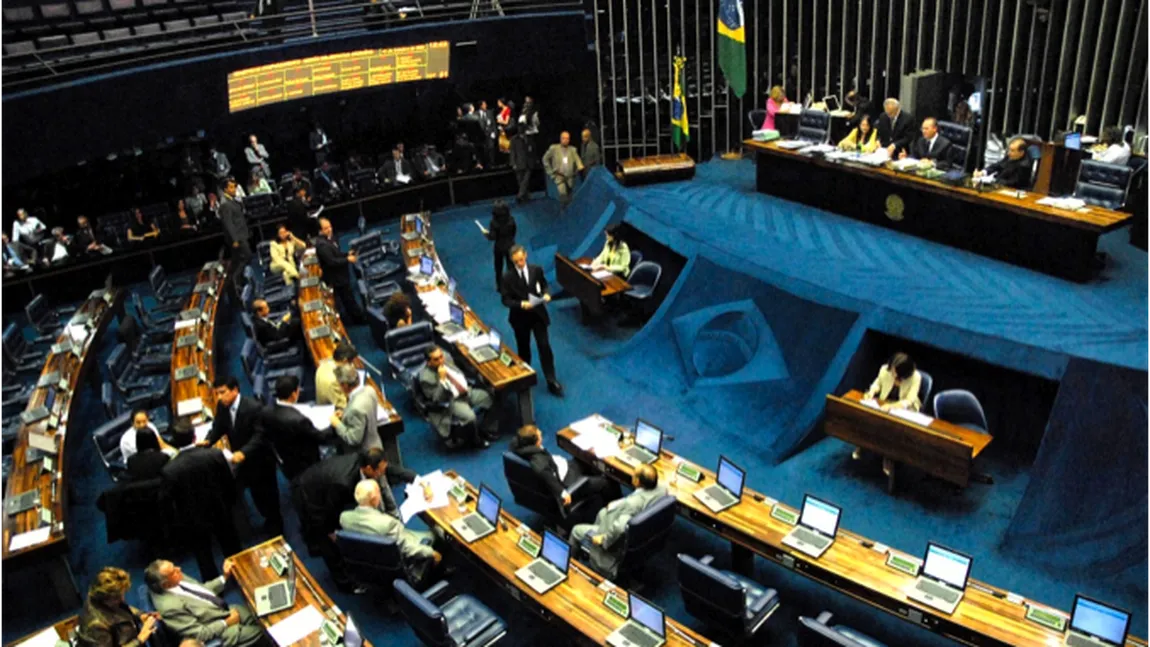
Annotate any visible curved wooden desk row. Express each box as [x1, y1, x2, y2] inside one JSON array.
[[555, 417, 1146, 647], [7, 617, 79, 647], [421, 471, 714, 647], [2, 287, 122, 567], [170, 262, 227, 424], [297, 253, 403, 441], [399, 213, 538, 421]]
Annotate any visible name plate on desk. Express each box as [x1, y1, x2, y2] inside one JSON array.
[[516, 534, 540, 558], [302, 255, 318, 266], [176, 335, 198, 349], [308, 325, 332, 340], [174, 365, 199, 381], [603, 591, 629, 618], [193, 282, 212, 293], [268, 551, 288, 576], [675, 462, 703, 483], [499, 351, 513, 367], [884, 552, 921, 577], [301, 300, 324, 313], [179, 308, 202, 321], [300, 276, 321, 288], [770, 505, 798, 526], [1024, 604, 1068, 632]]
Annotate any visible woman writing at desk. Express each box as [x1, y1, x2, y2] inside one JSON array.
[[863, 352, 922, 413], [591, 224, 631, 276], [837, 114, 880, 153]]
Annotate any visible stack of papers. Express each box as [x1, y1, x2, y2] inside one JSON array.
[[891, 157, 922, 171], [889, 408, 935, 427], [419, 290, 453, 324], [376, 402, 397, 422], [570, 415, 622, 459], [194, 422, 213, 443], [268, 606, 324, 647], [776, 140, 809, 150], [462, 334, 491, 350], [591, 269, 614, 280], [174, 319, 197, 331], [16, 627, 61, 647], [9, 527, 52, 551], [291, 403, 336, 430], [176, 397, 203, 417], [799, 143, 837, 155], [1036, 196, 1087, 210], [399, 470, 454, 523], [973, 173, 997, 184], [859, 398, 881, 409]]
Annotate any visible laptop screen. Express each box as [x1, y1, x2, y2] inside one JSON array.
[[415, 217, 424, 234], [634, 419, 663, 455], [344, 615, 363, 647], [540, 529, 570, 572], [1065, 132, 1082, 150], [823, 95, 840, 112], [628, 593, 665, 638], [1070, 595, 1131, 645], [420, 256, 434, 276], [450, 303, 465, 326], [800, 495, 841, 537], [477, 484, 501, 525], [716, 456, 745, 498], [448, 278, 457, 299], [488, 329, 501, 351], [922, 543, 972, 590], [286, 555, 297, 599]]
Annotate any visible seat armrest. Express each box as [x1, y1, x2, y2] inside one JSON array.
[[265, 339, 293, 354], [747, 587, 779, 616], [698, 554, 715, 566], [461, 616, 499, 644], [422, 580, 450, 602], [816, 611, 834, 625]]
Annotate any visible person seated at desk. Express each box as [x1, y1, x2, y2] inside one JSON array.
[[591, 224, 631, 276], [877, 98, 916, 158], [382, 292, 414, 330], [973, 137, 1032, 189], [270, 224, 305, 285], [43, 227, 71, 266], [144, 558, 266, 647], [570, 464, 666, 578], [837, 114, 880, 153], [126, 428, 172, 481], [2, 233, 36, 272], [119, 409, 173, 462], [899, 117, 952, 165], [863, 352, 922, 413], [316, 342, 357, 409], [418, 346, 499, 449], [246, 170, 272, 196], [1091, 126, 1132, 165], [127, 209, 160, 243], [340, 479, 446, 584], [760, 85, 787, 131], [72, 215, 113, 256], [380, 147, 415, 186], [512, 424, 618, 511], [252, 298, 299, 347], [175, 201, 199, 235], [77, 566, 161, 647]]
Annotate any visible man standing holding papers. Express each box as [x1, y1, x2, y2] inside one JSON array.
[[500, 245, 563, 396]]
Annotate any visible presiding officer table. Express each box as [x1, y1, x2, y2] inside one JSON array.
[[421, 471, 715, 647], [556, 416, 1146, 647], [2, 286, 122, 605], [745, 139, 1133, 280]]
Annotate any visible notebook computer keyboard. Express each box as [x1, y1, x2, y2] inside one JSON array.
[[465, 515, 491, 535], [618, 623, 660, 647], [529, 562, 561, 584], [708, 487, 737, 507], [792, 527, 830, 550], [918, 579, 959, 604], [267, 584, 288, 608]]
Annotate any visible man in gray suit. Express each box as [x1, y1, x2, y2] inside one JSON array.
[[144, 558, 265, 647], [340, 479, 443, 582], [570, 464, 667, 578], [417, 346, 498, 450], [329, 364, 403, 467]]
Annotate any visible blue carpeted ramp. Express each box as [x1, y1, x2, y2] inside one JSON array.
[[1002, 358, 1148, 582], [600, 254, 858, 464]]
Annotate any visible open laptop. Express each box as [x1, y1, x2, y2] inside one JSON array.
[[822, 95, 841, 112], [451, 483, 501, 543], [467, 329, 501, 363], [436, 302, 466, 337], [344, 615, 363, 647], [782, 494, 841, 559], [5, 490, 40, 516], [447, 277, 457, 300], [618, 419, 663, 467], [253, 555, 297, 616], [606, 592, 666, 647], [692, 455, 745, 514], [402, 215, 425, 240], [21, 387, 57, 425], [1064, 131, 1082, 150], [514, 529, 570, 594], [907, 542, 972, 615], [1064, 595, 1131, 647]]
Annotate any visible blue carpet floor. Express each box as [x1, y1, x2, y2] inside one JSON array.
[[4, 160, 1146, 646]]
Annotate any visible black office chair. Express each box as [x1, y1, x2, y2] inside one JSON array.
[[1074, 160, 1133, 209], [936, 121, 972, 170], [91, 411, 133, 481], [3, 323, 46, 372], [676, 553, 780, 640], [502, 451, 596, 526], [392, 580, 507, 647], [797, 109, 831, 143], [335, 530, 406, 593], [748, 109, 767, 131], [576, 495, 676, 581], [384, 321, 436, 387], [798, 610, 889, 647]]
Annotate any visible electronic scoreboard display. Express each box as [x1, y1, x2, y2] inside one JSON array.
[[227, 41, 450, 112]]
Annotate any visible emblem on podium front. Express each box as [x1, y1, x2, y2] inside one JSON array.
[[885, 194, 905, 221]]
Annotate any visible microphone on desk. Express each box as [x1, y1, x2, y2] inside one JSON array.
[[662, 435, 676, 442]]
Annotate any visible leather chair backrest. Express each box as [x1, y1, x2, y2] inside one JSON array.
[[936, 121, 971, 169], [629, 250, 644, 271], [1076, 181, 1127, 210], [1076, 160, 1132, 209], [101, 382, 119, 418], [240, 339, 260, 380], [384, 320, 434, 360], [149, 265, 165, 293], [798, 614, 861, 647], [25, 293, 47, 324], [502, 452, 560, 517], [2, 323, 22, 357], [335, 530, 403, 583], [349, 231, 381, 254], [917, 370, 933, 410], [748, 109, 767, 130], [239, 312, 255, 339], [628, 261, 662, 289], [932, 389, 988, 432], [117, 314, 141, 350], [392, 580, 451, 646], [677, 554, 746, 624], [93, 411, 132, 456], [621, 495, 676, 561], [106, 344, 129, 381], [798, 110, 830, 142]]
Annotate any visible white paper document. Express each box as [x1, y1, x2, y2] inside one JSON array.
[[591, 269, 614, 280], [570, 415, 622, 458], [462, 334, 491, 351], [527, 294, 545, 308], [399, 470, 454, 523], [291, 403, 336, 430], [474, 219, 487, 233], [891, 157, 922, 171], [888, 408, 935, 427], [174, 319, 197, 331], [9, 526, 52, 552], [376, 402, 397, 422], [267, 605, 324, 646], [1037, 196, 1087, 210], [18, 627, 62, 647], [859, 398, 881, 409], [570, 414, 613, 437], [176, 397, 203, 417], [194, 422, 213, 443]]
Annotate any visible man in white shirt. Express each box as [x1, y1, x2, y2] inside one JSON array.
[[1091, 126, 1132, 165], [417, 346, 497, 448], [12, 208, 47, 246], [43, 227, 70, 266], [144, 558, 265, 647], [119, 409, 175, 461]]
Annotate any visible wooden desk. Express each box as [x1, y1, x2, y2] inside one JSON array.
[[170, 263, 227, 422], [554, 254, 631, 320], [555, 417, 1146, 647], [745, 139, 1133, 280], [7, 616, 79, 647], [400, 213, 538, 423], [420, 471, 714, 647], [824, 390, 993, 491], [229, 537, 371, 647], [297, 254, 404, 464], [615, 153, 696, 186], [2, 287, 122, 605]]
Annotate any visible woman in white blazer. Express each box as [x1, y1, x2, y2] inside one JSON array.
[[855, 352, 922, 469]]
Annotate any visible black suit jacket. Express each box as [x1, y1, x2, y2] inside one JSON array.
[[500, 263, 550, 327], [315, 236, 351, 287], [264, 402, 331, 480], [161, 447, 236, 528], [513, 444, 575, 499], [70, 227, 99, 255], [286, 200, 311, 238], [908, 134, 953, 162], [208, 395, 270, 461], [310, 130, 330, 152], [254, 316, 292, 348], [126, 450, 170, 482], [486, 216, 517, 253], [219, 198, 248, 246], [291, 452, 360, 532], [380, 159, 414, 184], [876, 111, 917, 154]]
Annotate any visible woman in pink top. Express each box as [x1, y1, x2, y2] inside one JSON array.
[[761, 85, 787, 131]]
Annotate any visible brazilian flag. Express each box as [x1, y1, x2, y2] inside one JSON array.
[[717, 0, 746, 98], [672, 56, 689, 151]]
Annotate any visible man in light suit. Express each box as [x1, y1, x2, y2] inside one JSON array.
[[340, 479, 443, 583], [329, 364, 388, 458], [144, 558, 266, 647], [542, 131, 584, 207], [417, 346, 498, 449], [570, 464, 666, 578], [500, 245, 563, 395]]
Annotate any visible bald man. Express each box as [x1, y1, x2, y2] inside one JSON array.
[[251, 298, 299, 347], [314, 217, 364, 324], [542, 131, 584, 207], [580, 129, 601, 171], [901, 117, 953, 165]]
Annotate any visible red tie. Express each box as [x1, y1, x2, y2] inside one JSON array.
[[445, 370, 466, 396]]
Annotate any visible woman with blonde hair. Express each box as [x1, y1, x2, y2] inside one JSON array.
[[761, 85, 788, 131], [77, 567, 160, 647]]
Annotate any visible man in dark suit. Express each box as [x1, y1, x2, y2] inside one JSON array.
[[291, 448, 393, 592], [162, 421, 241, 582], [876, 98, 917, 158], [251, 298, 299, 348], [309, 123, 332, 167], [512, 424, 617, 513], [205, 376, 282, 534], [219, 178, 250, 299], [476, 100, 498, 167], [314, 217, 364, 324], [500, 244, 562, 395], [265, 375, 332, 480], [70, 215, 111, 256], [379, 148, 415, 186], [285, 187, 316, 240], [901, 117, 953, 165]]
